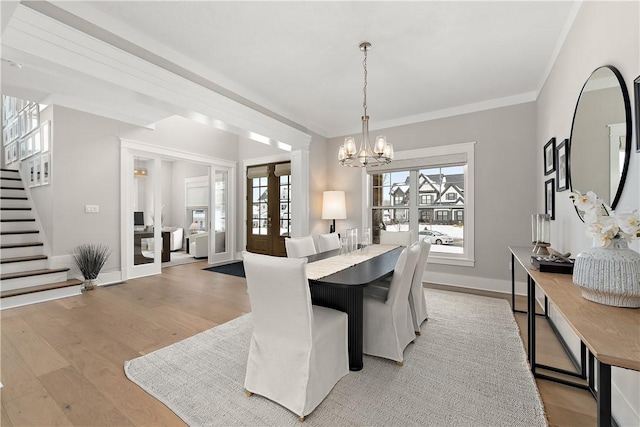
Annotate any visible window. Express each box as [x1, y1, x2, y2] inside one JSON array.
[[279, 174, 291, 237], [368, 142, 475, 267]]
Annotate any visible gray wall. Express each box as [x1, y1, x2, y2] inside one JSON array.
[[536, 2, 639, 424], [327, 102, 538, 284], [38, 106, 242, 274], [537, 1, 639, 256]]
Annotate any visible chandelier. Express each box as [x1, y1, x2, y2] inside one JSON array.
[[338, 42, 393, 167]]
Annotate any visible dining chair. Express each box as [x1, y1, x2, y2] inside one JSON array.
[[380, 230, 412, 246], [285, 235, 317, 258], [362, 242, 420, 365], [242, 251, 349, 422], [409, 238, 431, 334], [316, 233, 341, 253]]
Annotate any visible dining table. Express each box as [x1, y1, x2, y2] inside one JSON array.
[[305, 244, 403, 371]]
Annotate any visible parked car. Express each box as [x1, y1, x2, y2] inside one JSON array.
[[419, 230, 454, 245]]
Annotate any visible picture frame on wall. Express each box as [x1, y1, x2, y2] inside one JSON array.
[[10, 141, 17, 162], [4, 145, 11, 164], [556, 138, 569, 191], [41, 153, 50, 186], [635, 75, 639, 152], [545, 178, 555, 220], [19, 139, 27, 160], [28, 159, 36, 187], [41, 121, 50, 152], [544, 137, 556, 175], [35, 158, 42, 185]]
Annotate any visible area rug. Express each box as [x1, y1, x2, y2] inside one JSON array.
[[203, 261, 245, 277], [124, 289, 547, 426]]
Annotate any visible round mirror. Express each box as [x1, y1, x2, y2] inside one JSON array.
[[569, 65, 632, 213]]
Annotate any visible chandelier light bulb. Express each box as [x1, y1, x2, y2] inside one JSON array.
[[374, 136, 387, 155]]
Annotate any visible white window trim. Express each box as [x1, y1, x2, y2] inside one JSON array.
[[362, 141, 475, 267]]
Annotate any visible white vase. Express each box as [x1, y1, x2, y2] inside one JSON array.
[[82, 278, 96, 292], [572, 239, 640, 308]]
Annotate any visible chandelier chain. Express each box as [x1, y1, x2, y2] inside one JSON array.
[[362, 47, 368, 115]]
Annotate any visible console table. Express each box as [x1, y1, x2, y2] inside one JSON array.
[[509, 246, 639, 427]]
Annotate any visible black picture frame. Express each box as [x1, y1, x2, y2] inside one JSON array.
[[545, 178, 555, 220], [543, 137, 556, 175], [556, 138, 569, 192], [635, 75, 639, 152]]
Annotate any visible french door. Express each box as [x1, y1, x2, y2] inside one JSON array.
[[246, 162, 291, 256]]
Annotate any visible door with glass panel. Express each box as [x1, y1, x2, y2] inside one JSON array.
[[211, 169, 231, 262], [131, 155, 162, 278], [246, 162, 291, 256]]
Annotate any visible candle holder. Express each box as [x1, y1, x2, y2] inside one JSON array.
[[532, 214, 550, 255]]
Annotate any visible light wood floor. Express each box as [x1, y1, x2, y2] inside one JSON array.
[[1, 262, 595, 426]]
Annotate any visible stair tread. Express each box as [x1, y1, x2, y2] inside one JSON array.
[[1, 242, 44, 249], [1, 207, 32, 210], [1, 230, 39, 235], [1, 279, 82, 299], [1, 219, 36, 222], [1, 196, 28, 200], [0, 186, 25, 190], [1, 177, 21, 181], [0, 255, 48, 264], [1, 267, 70, 280]]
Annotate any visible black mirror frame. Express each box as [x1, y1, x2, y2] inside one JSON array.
[[635, 75, 639, 153], [568, 65, 632, 216]]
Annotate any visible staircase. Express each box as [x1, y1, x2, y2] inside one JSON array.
[[0, 168, 82, 309]]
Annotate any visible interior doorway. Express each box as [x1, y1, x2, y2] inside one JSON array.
[[121, 139, 236, 280], [245, 161, 291, 257]]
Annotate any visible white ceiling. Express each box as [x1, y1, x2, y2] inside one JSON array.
[[1, 1, 580, 139]]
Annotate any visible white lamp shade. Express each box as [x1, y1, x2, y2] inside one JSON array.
[[189, 222, 200, 231], [322, 191, 347, 220]]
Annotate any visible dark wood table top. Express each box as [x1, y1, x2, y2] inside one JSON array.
[[308, 245, 403, 287]]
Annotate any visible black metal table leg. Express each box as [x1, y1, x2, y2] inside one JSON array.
[[528, 275, 536, 373], [597, 361, 612, 427], [511, 253, 517, 312]]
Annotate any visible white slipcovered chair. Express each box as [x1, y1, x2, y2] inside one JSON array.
[[285, 235, 317, 258], [242, 251, 349, 421], [362, 242, 420, 365], [409, 238, 431, 334], [316, 233, 341, 253], [190, 232, 208, 259], [380, 230, 413, 246]]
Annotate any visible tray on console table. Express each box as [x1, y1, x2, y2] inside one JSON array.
[[531, 256, 574, 274]]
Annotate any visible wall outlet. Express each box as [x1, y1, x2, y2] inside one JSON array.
[[85, 205, 99, 213]]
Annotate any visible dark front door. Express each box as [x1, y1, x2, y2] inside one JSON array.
[[246, 162, 290, 256]]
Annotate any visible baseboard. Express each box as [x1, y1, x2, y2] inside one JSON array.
[[423, 270, 527, 296], [0, 285, 81, 310], [49, 255, 123, 286]]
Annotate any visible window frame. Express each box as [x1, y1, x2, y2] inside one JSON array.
[[363, 141, 475, 267]]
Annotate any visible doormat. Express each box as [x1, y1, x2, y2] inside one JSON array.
[[204, 261, 245, 278]]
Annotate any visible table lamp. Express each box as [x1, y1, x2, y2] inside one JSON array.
[[189, 222, 200, 235], [322, 191, 347, 233]]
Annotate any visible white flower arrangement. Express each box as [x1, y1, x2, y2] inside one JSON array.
[[570, 191, 640, 247]]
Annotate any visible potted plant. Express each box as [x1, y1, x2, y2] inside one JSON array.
[[72, 243, 111, 292]]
